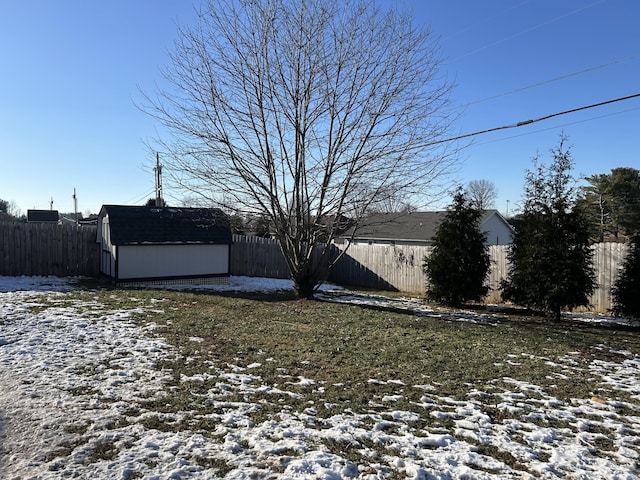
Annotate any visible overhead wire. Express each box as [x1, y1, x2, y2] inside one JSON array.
[[463, 55, 640, 107], [432, 0, 639, 150], [426, 93, 640, 147], [471, 106, 640, 147], [449, 0, 609, 63], [440, 0, 531, 42], [123, 189, 157, 206]]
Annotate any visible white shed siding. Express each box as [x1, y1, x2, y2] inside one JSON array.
[[117, 244, 229, 280], [481, 214, 513, 245]]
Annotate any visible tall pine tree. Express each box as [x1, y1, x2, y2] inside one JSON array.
[[611, 236, 640, 319], [424, 189, 490, 306], [502, 136, 596, 320]]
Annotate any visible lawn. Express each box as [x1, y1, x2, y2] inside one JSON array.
[[1, 276, 639, 479]]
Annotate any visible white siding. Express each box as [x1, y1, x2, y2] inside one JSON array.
[[117, 244, 229, 280], [481, 214, 513, 245]]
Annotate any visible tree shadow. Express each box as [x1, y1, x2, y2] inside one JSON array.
[[327, 246, 399, 292], [315, 290, 640, 334]]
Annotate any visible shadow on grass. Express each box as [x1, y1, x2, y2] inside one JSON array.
[[71, 277, 640, 334], [315, 290, 640, 335]]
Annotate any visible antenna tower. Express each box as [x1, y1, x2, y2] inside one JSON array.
[[154, 152, 163, 207]]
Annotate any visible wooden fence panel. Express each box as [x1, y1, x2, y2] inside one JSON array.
[[486, 245, 510, 303], [230, 234, 290, 279], [589, 242, 628, 312], [329, 244, 430, 292], [0, 221, 99, 277]]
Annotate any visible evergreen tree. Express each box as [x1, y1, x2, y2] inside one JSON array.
[[577, 167, 640, 241], [611, 236, 640, 318], [501, 136, 596, 320], [424, 189, 490, 306]]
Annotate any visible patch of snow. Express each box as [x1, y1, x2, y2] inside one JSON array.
[[1, 276, 639, 479]]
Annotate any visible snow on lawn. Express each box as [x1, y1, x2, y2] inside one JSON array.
[[1, 276, 639, 479]]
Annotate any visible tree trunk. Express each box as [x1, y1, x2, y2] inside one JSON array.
[[291, 259, 319, 299], [293, 275, 316, 299]]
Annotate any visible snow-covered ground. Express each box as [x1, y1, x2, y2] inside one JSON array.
[[1, 276, 639, 479]]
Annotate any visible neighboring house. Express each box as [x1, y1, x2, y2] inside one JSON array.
[[27, 209, 59, 223], [97, 205, 232, 285], [338, 210, 513, 246]]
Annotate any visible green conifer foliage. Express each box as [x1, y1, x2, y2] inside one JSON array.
[[611, 237, 640, 319], [501, 136, 596, 320], [424, 190, 490, 306]]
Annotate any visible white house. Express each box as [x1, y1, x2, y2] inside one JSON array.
[[338, 210, 514, 246], [97, 205, 232, 286]]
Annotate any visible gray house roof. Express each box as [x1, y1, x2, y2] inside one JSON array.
[[343, 210, 512, 244], [99, 205, 232, 246]]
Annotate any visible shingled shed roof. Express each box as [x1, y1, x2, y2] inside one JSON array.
[[99, 205, 232, 246], [27, 209, 59, 223]]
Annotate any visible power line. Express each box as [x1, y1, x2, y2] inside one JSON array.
[[450, 0, 608, 63], [464, 55, 640, 107], [428, 93, 640, 146], [472, 107, 640, 147], [123, 189, 156, 205], [441, 0, 530, 42]]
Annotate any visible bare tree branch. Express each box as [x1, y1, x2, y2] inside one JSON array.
[[140, 0, 459, 297], [466, 179, 498, 211]]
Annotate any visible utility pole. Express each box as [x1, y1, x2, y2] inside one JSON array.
[[72, 188, 78, 225], [154, 152, 163, 207]]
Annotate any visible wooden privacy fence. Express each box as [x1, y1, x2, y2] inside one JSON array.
[[0, 226, 628, 313], [0, 221, 99, 277], [230, 234, 291, 279], [330, 242, 629, 312], [328, 244, 508, 297], [230, 235, 629, 313]]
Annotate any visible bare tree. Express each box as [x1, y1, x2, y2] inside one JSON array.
[[142, 0, 457, 297], [466, 179, 498, 211], [367, 186, 418, 214], [0, 199, 20, 221]]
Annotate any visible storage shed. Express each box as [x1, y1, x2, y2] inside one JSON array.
[[97, 205, 232, 286]]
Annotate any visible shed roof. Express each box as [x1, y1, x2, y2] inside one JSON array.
[[27, 209, 59, 223], [99, 205, 232, 245], [344, 210, 508, 243]]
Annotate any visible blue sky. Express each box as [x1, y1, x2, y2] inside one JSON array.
[[1, 0, 638, 217]]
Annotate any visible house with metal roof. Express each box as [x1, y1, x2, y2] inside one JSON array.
[[97, 205, 232, 285], [338, 210, 513, 246]]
